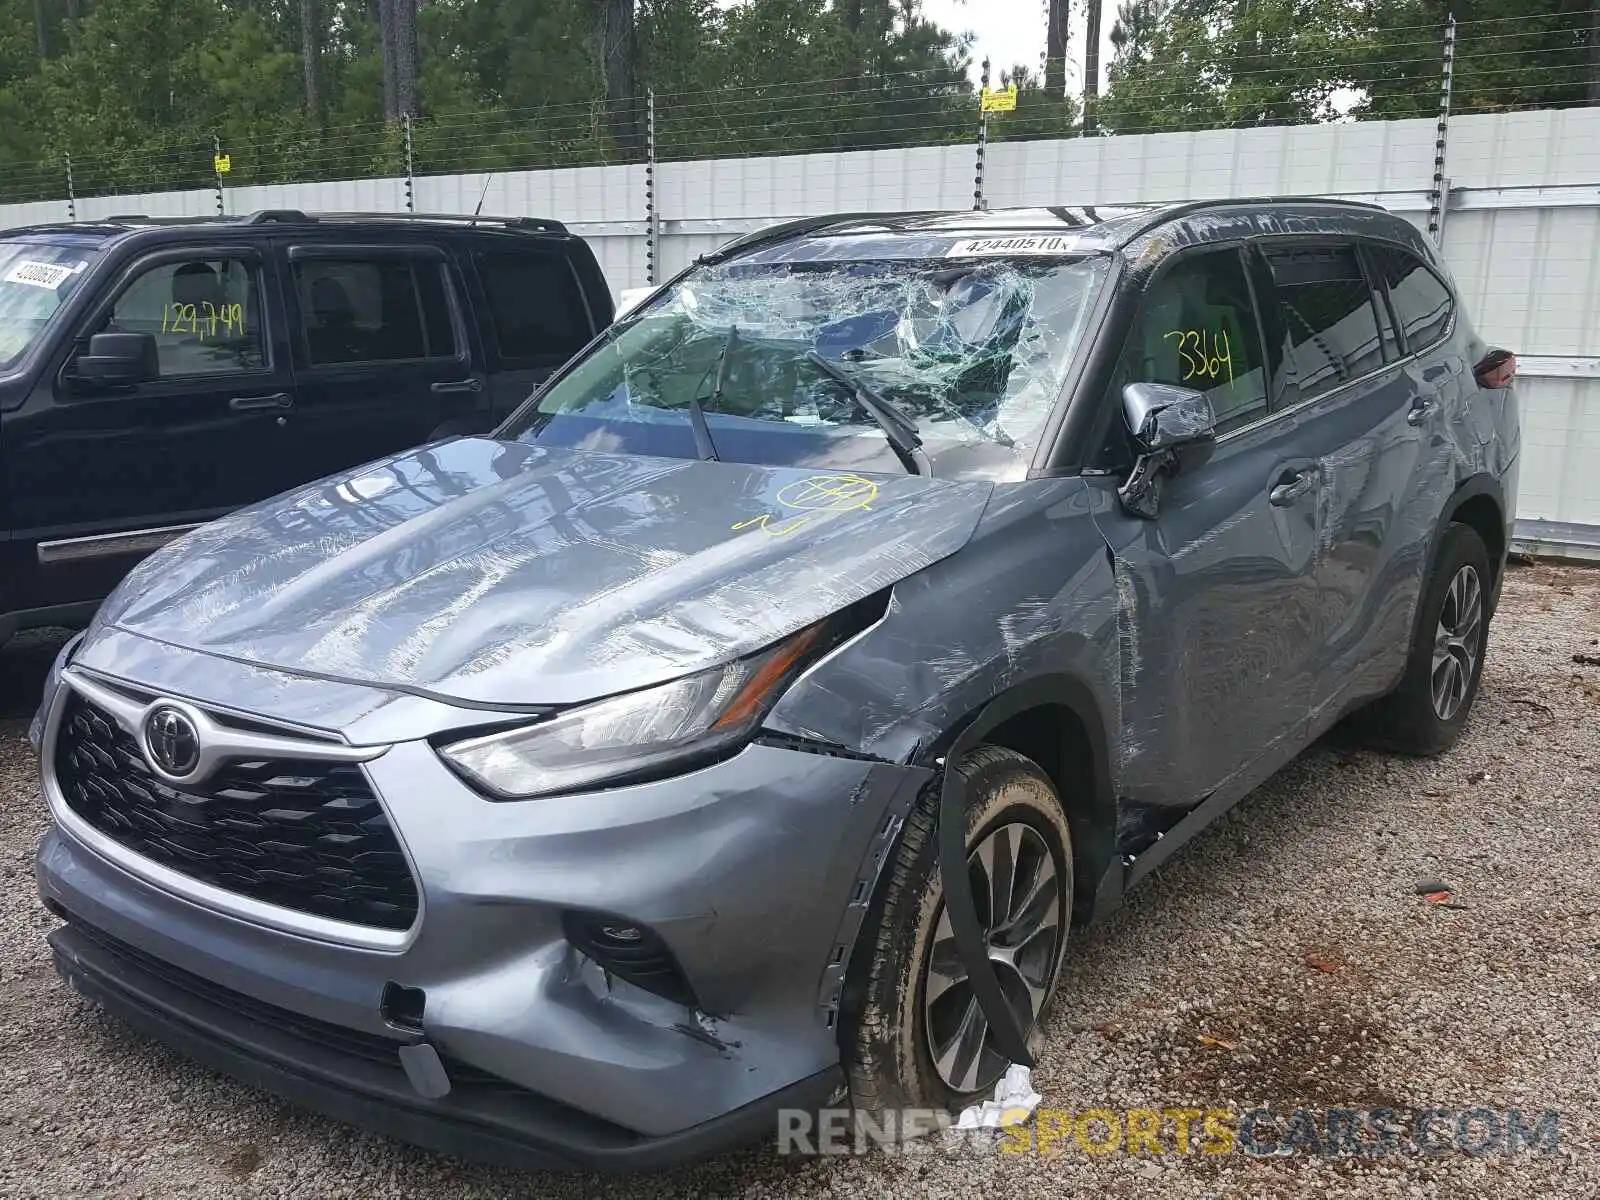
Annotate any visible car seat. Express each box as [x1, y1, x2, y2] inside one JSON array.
[[306, 274, 361, 363]]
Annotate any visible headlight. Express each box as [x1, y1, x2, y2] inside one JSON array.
[[437, 619, 833, 800]]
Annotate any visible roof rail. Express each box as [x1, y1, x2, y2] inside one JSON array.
[[315, 211, 569, 234], [700, 211, 942, 264], [243, 209, 314, 224], [1108, 195, 1392, 248], [103, 214, 149, 223]]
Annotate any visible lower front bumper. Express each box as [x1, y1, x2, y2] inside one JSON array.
[[48, 914, 841, 1172]]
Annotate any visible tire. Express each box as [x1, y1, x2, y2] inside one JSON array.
[[1357, 521, 1492, 756], [843, 745, 1073, 1119]]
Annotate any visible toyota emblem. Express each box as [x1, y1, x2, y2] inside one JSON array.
[[143, 705, 201, 777]]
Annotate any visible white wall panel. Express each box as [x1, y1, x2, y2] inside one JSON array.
[[0, 111, 1594, 531]]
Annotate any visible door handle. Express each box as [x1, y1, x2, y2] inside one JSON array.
[[1269, 468, 1317, 507], [229, 392, 293, 412], [1406, 398, 1434, 426], [430, 378, 484, 395]]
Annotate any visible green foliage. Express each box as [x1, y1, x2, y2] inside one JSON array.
[[0, 0, 1592, 206], [1101, 0, 1600, 134]]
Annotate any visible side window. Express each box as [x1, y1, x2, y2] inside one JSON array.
[[103, 256, 265, 377], [291, 255, 459, 367], [1109, 247, 1269, 437], [1370, 246, 1453, 353], [1262, 244, 1384, 404], [474, 251, 594, 364]]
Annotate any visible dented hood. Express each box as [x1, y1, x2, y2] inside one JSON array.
[[98, 438, 993, 708]]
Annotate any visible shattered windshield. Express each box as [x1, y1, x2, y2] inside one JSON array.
[[503, 253, 1108, 478], [0, 241, 100, 368]]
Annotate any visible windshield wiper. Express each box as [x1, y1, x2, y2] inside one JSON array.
[[684, 325, 734, 462], [804, 350, 928, 475]]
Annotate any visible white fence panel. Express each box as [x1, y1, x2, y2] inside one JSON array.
[[0, 110, 1595, 542]]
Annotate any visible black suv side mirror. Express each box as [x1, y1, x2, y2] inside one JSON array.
[[75, 332, 159, 387], [1118, 381, 1218, 519]]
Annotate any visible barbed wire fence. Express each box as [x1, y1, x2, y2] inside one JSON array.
[[1, 11, 1596, 228]]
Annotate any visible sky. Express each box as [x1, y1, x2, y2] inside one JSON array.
[[919, 0, 1120, 90]]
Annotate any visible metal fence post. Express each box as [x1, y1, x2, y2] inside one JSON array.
[[973, 57, 991, 212], [403, 113, 416, 213], [645, 88, 658, 286], [1427, 13, 1458, 246], [65, 153, 76, 221], [212, 135, 226, 216]]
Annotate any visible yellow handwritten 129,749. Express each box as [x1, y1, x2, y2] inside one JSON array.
[[162, 301, 245, 340], [1163, 328, 1234, 385]]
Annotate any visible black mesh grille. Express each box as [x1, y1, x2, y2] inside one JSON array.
[[53, 693, 419, 931]]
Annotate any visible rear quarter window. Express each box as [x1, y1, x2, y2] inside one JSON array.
[[1370, 246, 1454, 353], [474, 251, 594, 365]]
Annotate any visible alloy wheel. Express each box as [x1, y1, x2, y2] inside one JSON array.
[[921, 821, 1065, 1094], [1431, 564, 1483, 722]]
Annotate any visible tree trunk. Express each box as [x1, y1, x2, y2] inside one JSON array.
[[1083, 0, 1104, 131], [393, 0, 418, 118], [1046, 0, 1069, 96], [841, 0, 863, 34], [379, 0, 398, 119], [597, 0, 639, 156], [32, 0, 47, 59], [65, 0, 81, 21], [301, 0, 323, 121]]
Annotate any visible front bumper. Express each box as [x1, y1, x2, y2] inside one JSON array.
[[46, 913, 841, 1171], [34, 645, 930, 1166]]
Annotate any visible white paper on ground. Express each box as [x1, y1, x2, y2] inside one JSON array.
[[953, 1063, 1042, 1130]]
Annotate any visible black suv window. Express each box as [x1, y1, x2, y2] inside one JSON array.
[[292, 255, 458, 366], [104, 255, 265, 377], [1111, 247, 1269, 436], [1370, 246, 1453, 354], [1262, 244, 1384, 404], [475, 251, 593, 364]]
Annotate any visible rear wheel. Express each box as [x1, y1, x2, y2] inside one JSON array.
[[843, 746, 1073, 1116], [1356, 521, 1491, 756]]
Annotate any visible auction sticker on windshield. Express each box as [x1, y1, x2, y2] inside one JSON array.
[[947, 235, 1082, 258], [4, 260, 85, 289]]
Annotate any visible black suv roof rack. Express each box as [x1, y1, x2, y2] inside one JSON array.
[[312, 211, 569, 234], [243, 209, 313, 224], [58, 209, 565, 234]]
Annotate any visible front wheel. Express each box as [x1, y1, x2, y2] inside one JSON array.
[[1357, 521, 1492, 756], [843, 746, 1073, 1116]]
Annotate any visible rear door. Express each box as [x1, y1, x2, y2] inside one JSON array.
[[1251, 239, 1449, 730], [280, 240, 488, 483], [5, 243, 291, 607], [466, 244, 602, 423]]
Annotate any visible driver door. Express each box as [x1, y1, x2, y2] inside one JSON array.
[[1088, 244, 1323, 809], [7, 246, 293, 608]]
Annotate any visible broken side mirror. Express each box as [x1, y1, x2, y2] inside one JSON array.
[[1118, 381, 1218, 519]]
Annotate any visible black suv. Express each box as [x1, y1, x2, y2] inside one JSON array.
[[0, 210, 613, 644]]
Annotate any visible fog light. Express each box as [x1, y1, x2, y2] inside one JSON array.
[[563, 910, 699, 1008]]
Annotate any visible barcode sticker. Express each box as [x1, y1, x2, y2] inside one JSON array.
[[946, 235, 1082, 258], [4, 260, 84, 288]]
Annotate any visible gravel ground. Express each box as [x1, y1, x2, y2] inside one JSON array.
[[1, 561, 1597, 1199]]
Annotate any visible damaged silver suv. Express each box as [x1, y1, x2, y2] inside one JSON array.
[[33, 201, 1520, 1170]]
